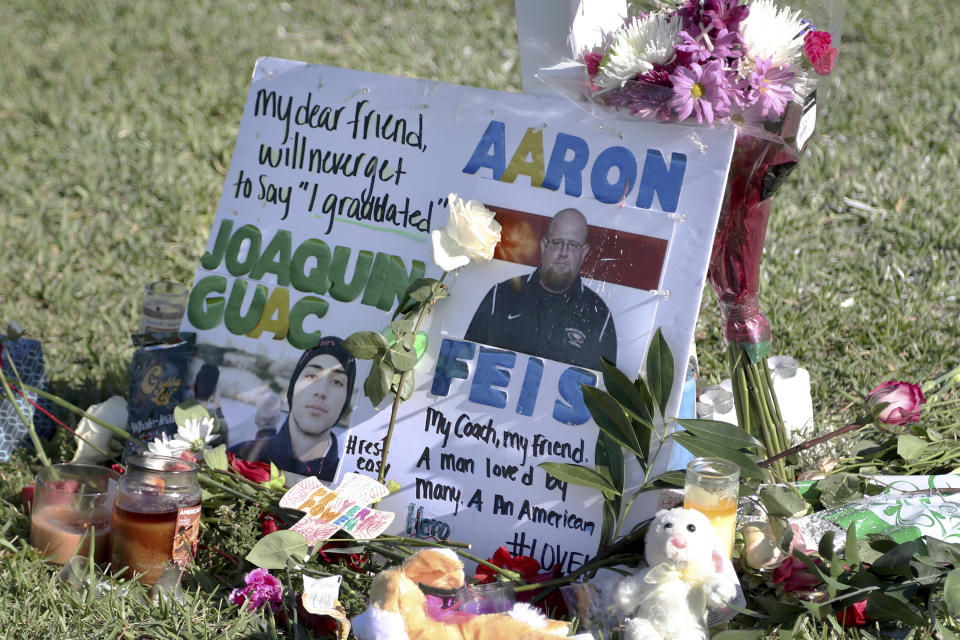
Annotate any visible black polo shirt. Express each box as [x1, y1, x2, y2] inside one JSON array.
[[464, 269, 617, 370]]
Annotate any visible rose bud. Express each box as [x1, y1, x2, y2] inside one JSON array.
[[742, 521, 783, 569], [865, 381, 925, 429]]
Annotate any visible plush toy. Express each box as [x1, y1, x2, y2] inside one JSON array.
[[352, 547, 594, 640], [614, 508, 739, 640]]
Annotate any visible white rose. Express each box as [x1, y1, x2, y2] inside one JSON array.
[[741, 520, 783, 569], [430, 193, 502, 271]]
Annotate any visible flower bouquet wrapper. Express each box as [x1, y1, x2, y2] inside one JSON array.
[[534, 0, 844, 473]]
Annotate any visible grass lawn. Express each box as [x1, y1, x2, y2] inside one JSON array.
[[1, 0, 958, 638]]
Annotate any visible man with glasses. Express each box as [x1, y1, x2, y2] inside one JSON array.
[[464, 208, 617, 370]]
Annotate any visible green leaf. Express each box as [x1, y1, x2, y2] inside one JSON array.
[[926, 537, 960, 566], [712, 631, 764, 640], [865, 591, 927, 627], [845, 522, 860, 567], [671, 432, 764, 481], [896, 433, 929, 461], [943, 569, 960, 618], [819, 530, 837, 561], [871, 540, 921, 578], [645, 328, 674, 417], [595, 431, 625, 494], [936, 621, 960, 640], [173, 400, 212, 428], [673, 418, 762, 450], [392, 370, 415, 401], [758, 484, 810, 518], [344, 331, 388, 359], [799, 600, 822, 619], [205, 444, 228, 471], [245, 530, 309, 569], [390, 316, 415, 336], [814, 473, 866, 509], [364, 357, 393, 407], [652, 469, 686, 488], [386, 340, 419, 372], [538, 462, 620, 496], [600, 500, 617, 549], [581, 385, 643, 458], [792, 549, 849, 592], [601, 358, 656, 428], [405, 277, 440, 303], [753, 595, 806, 621], [266, 463, 286, 491]]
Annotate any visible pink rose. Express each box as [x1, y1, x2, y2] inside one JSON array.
[[772, 556, 822, 592], [865, 381, 925, 427], [803, 30, 837, 75]]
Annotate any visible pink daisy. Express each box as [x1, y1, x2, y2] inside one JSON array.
[[668, 60, 731, 123]]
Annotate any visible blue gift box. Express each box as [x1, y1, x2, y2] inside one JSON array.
[[0, 336, 55, 462]]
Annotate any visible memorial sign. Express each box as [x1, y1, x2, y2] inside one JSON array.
[[183, 57, 735, 565]]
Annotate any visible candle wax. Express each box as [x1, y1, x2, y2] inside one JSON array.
[[684, 485, 738, 557], [30, 503, 111, 564], [110, 503, 180, 584]]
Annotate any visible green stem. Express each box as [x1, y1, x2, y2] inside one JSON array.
[[513, 553, 638, 593], [728, 344, 752, 437], [743, 360, 787, 481], [377, 271, 448, 484], [760, 357, 789, 452], [0, 366, 50, 466], [22, 383, 144, 446]]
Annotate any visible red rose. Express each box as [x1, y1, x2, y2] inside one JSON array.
[[803, 30, 837, 75], [21, 484, 34, 517], [475, 546, 542, 583], [836, 599, 868, 627], [261, 515, 280, 537], [772, 556, 823, 592], [865, 381, 926, 427], [316, 539, 368, 572], [473, 547, 568, 618], [227, 452, 272, 483]]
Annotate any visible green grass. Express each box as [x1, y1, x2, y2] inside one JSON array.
[[1, 0, 959, 638]]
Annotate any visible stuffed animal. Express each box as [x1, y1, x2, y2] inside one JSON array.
[[614, 508, 739, 640], [352, 547, 594, 640]]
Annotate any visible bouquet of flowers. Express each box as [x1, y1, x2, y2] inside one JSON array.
[[546, 0, 843, 479]]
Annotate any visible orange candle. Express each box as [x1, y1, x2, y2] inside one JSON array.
[[29, 464, 119, 565], [684, 457, 740, 557], [30, 503, 111, 564], [109, 455, 201, 585]]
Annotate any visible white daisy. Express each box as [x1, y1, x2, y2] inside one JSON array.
[[147, 432, 190, 458], [174, 416, 217, 453], [741, 0, 806, 69], [593, 12, 680, 89]]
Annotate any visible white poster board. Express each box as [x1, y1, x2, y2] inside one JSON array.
[[182, 57, 734, 568]]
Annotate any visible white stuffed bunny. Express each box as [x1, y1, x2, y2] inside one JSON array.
[[614, 508, 739, 640]]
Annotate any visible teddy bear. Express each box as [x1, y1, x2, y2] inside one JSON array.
[[351, 547, 594, 640], [614, 508, 740, 640]]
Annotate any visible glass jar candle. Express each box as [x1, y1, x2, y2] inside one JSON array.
[[684, 457, 740, 557], [30, 463, 119, 564], [139, 281, 189, 335], [110, 455, 202, 584]]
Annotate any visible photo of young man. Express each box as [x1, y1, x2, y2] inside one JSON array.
[[229, 336, 356, 481]]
